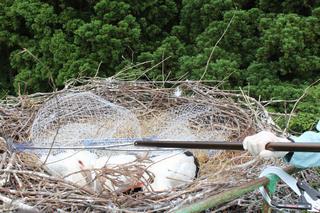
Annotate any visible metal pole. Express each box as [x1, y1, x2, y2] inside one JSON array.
[[12, 139, 320, 152], [135, 140, 320, 152], [135, 140, 244, 150]]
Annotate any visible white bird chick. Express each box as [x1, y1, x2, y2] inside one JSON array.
[[94, 154, 140, 193], [40, 150, 97, 189], [143, 151, 199, 192]]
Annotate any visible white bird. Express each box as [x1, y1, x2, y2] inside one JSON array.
[[39, 149, 199, 194], [143, 151, 199, 192], [95, 154, 137, 168], [40, 150, 97, 189]]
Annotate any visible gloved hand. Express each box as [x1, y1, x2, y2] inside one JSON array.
[[243, 131, 291, 159]]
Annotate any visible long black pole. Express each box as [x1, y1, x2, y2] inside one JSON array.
[[134, 140, 320, 152], [11, 139, 320, 152]]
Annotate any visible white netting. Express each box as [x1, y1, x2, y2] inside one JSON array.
[[31, 92, 141, 155], [142, 103, 235, 155], [31, 92, 244, 156], [147, 103, 232, 141]]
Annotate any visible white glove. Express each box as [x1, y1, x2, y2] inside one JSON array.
[[243, 131, 291, 159]]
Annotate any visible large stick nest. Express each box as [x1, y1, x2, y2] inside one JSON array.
[[0, 78, 287, 212]]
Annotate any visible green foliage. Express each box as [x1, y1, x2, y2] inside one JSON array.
[[0, 0, 319, 132], [138, 36, 187, 80], [289, 85, 320, 132], [259, 0, 319, 15], [0, 0, 142, 93], [257, 13, 320, 79]]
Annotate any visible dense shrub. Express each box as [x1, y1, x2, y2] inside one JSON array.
[[0, 0, 319, 132]]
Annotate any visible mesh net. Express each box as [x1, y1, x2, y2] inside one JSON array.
[[31, 92, 141, 155], [31, 93, 237, 156], [147, 103, 231, 141]]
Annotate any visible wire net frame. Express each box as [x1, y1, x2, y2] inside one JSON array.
[[31, 92, 142, 155]]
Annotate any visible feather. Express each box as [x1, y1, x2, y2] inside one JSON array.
[[143, 151, 198, 191], [40, 150, 97, 188]]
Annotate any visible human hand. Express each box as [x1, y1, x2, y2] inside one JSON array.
[[243, 131, 291, 159]]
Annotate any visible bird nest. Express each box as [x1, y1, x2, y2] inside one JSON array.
[[0, 78, 285, 212]]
